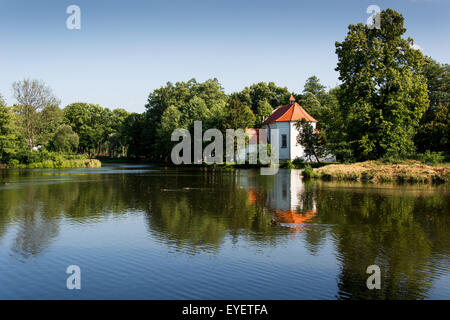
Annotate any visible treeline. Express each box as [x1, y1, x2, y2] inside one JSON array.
[[0, 9, 448, 166]]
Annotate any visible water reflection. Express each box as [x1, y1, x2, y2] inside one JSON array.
[[0, 166, 449, 299]]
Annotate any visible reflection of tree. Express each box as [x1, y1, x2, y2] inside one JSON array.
[[307, 182, 450, 299], [144, 169, 287, 254], [0, 169, 144, 258]]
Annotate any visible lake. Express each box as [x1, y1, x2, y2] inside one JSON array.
[[0, 164, 449, 299]]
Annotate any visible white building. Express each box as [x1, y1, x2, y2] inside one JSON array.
[[262, 95, 317, 161]]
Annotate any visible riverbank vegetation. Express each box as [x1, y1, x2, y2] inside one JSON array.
[[0, 9, 448, 171], [303, 159, 450, 184]]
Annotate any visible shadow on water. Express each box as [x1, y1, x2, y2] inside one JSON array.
[[0, 165, 449, 299]]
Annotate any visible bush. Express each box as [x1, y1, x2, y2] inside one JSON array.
[[302, 164, 319, 179], [422, 151, 445, 165]]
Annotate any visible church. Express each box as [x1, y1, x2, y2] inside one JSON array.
[[261, 95, 317, 161]]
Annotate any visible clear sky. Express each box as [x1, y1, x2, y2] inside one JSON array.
[[1, 0, 449, 113]]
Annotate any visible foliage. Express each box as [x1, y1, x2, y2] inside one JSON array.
[[418, 151, 445, 165], [295, 119, 329, 163], [38, 104, 64, 146], [334, 9, 429, 160], [223, 95, 256, 130], [50, 125, 79, 152], [414, 59, 449, 153], [12, 79, 60, 149], [0, 97, 22, 163], [303, 75, 326, 96], [255, 99, 273, 126], [236, 82, 290, 119], [302, 164, 319, 179]]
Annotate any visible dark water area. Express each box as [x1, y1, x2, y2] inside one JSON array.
[[0, 165, 449, 299]]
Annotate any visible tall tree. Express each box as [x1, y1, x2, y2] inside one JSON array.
[[303, 76, 326, 96], [12, 79, 60, 149], [223, 95, 256, 129], [38, 105, 64, 147], [296, 119, 328, 163], [414, 59, 450, 153], [237, 82, 290, 118], [50, 125, 79, 152], [335, 9, 429, 160], [255, 99, 273, 126], [0, 96, 19, 163]]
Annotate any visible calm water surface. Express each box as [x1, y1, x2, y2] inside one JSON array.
[[0, 164, 449, 299]]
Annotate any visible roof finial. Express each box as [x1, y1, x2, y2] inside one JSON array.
[[289, 94, 295, 105]]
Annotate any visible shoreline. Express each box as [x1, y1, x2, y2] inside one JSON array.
[[304, 161, 450, 184], [0, 158, 102, 169]]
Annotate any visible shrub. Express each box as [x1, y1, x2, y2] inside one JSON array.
[[302, 164, 319, 179], [422, 151, 445, 165]]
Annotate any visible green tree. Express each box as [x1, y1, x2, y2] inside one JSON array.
[[414, 59, 450, 153], [255, 99, 273, 126], [237, 82, 291, 117], [319, 87, 354, 161], [12, 79, 60, 149], [144, 78, 228, 160], [38, 105, 63, 147], [335, 9, 429, 160], [155, 105, 183, 162], [0, 96, 21, 163], [122, 113, 146, 158], [63, 102, 112, 155], [296, 119, 328, 163], [303, 75, 326, 96], [50, 125, 79, 152], [223, 96, 256, 129], [299, 92, 322, 120]]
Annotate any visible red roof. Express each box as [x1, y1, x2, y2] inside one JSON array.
[[262, 101, 317, 125]]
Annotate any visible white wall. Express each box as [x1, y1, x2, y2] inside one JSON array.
[[264, 122, 291, 160]]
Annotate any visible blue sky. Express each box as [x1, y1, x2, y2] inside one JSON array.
[[1, 0, 449, 113]]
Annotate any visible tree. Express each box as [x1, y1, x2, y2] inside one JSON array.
[[335, 9, 429, 160], [63, 102, 112, 155], [107, 108, 130, 157], [296, 119, 328, 163], [144, 78, 228, 160], [12, 79, 60, 149], [0, 96, 20, 163], [156, 105, 183, 162], [38, 105, 64, 147], [299, 92, 322, 120], [122, 113, 146, 158], [303, 76, 326, 96], [237, 82, 290, 119], [318, 87, 354, 161], [414, 59, 450, 153], [223, 96, 256, 129], [255, 99, 273, 126], [50, 125, 79, 152]]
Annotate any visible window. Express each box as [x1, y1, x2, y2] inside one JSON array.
[[281, 134, 287, 148]]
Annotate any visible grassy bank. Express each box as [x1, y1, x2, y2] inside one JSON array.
[[1, 151, 102, 169], [303, 160, 450, 184]]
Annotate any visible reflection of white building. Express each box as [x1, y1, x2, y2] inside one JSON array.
[[266, 169, 316, 212], [265, 169, 317, 232]]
